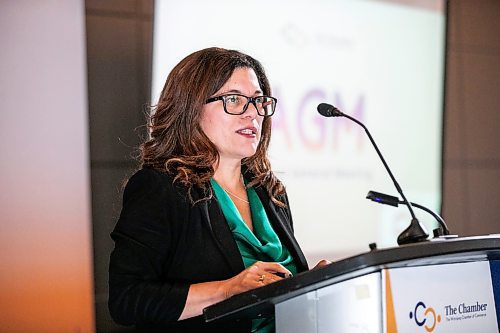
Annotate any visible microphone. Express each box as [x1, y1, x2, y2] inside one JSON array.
[[317, 103, 429, 245], [318, 103, 343, 117], [366, 190, 451, 237]]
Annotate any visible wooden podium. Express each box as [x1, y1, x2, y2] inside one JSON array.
[[204, 236, 500, 333]]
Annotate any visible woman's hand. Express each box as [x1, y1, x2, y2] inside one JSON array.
[[180, 260, 332, 320], [222, 261, 292, 299], [179, 261, 291, 320], [312, 259, 331, 270]]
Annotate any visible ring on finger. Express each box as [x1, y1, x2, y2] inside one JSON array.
[[258, 274, 265, 282]]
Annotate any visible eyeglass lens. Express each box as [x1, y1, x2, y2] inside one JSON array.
[[224, 95, 275, 116]]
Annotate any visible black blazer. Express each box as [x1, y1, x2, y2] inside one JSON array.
[[108, 167, 308, 332]]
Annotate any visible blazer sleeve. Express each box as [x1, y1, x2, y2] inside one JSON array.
[[108, 168, 190, 326]]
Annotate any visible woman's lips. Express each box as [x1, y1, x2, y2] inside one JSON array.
[[236, 126, 257, 137]]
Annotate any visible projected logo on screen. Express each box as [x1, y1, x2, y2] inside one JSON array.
[[271, 87, 366, 151], [409, 301, 441, 332]]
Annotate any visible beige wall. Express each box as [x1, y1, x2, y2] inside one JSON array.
[[0, 1, 95, 332]]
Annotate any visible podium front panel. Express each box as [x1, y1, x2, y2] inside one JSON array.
[[276, 272, 382, 333], [275, 292, 318, 333], [385, 260, 499, 333]]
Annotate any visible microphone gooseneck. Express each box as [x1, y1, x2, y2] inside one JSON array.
[[366, 190, 451, 236], [317, 103, 429, 245]]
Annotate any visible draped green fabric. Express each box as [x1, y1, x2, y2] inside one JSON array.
[[210, 179, 297, 274], [210, 179, 297, 333]]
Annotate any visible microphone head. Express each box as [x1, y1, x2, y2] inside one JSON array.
[[317, 103, 343, 117]]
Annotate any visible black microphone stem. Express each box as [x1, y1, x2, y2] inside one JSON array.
[[340, 113, 418, 220], [403, 201, 450, 235], [318, 102, 428, 244]]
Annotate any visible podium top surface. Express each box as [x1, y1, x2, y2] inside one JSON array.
[[203, 235, 500, 323]]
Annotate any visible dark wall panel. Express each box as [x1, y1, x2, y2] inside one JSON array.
[[86, 0, 153, 331]]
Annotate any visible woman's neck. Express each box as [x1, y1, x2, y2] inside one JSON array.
[[213, 159, 244, 192]]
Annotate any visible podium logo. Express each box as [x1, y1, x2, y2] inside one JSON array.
[[409, 301, 441, 332]]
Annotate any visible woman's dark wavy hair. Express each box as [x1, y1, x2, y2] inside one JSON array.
[[141, 47, 285, 205]]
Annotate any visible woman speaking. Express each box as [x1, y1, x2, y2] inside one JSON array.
[[109, 47, 328, 332]]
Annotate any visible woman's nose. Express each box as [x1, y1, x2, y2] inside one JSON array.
[[242, 101, 259, 119]]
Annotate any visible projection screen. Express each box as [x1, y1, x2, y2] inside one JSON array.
[[152, 0, 446, 261]]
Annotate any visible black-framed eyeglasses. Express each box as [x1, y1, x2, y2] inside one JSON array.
[[205, 93, 277, 117]]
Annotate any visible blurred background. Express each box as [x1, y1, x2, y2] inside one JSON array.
[[0, 0, 498, 332]]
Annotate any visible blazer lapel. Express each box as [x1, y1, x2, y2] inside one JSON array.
[[199, 196, 245, 275]]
